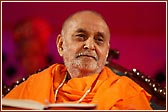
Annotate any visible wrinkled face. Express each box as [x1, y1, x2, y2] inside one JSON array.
[[57, 11, 110, 78]]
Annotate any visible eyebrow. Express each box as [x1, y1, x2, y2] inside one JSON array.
[[75, 28, 88, 34], [75, 28, 105, 37]]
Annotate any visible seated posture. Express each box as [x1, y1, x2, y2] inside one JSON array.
[[4, 10, 152, 110]]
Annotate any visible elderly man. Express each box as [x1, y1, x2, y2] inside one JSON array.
[[4, 10, 152, 110]]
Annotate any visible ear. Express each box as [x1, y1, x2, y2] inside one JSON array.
[[56, 34, 63, 56]]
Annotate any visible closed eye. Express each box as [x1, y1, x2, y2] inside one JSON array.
[[95, 36, 104, 44], [76, 34, 86, 37], [97, 37, 103, 42], [94, 32, 104, 44]]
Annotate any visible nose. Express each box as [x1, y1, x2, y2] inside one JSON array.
[[84, 38, 95, 50]]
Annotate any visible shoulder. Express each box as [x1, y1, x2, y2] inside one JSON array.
[[28, 64, 60, 79], [104, 66, 151, 98], [19, 63, 61, 88], [104, 66, 144, 91], [117, 76, 143, 92], [117, 76, 151, 100]]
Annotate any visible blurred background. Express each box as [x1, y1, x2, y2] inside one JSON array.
[[2, 2, 166, 87]]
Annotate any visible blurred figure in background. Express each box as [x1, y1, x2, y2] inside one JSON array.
[[3, 17, 54, 86]]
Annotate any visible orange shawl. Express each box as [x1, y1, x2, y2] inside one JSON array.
[[5, 64, 152, 110]]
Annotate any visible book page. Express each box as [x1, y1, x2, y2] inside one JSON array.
[[2, 98, 45, 110], [2, 98, 97, 110]]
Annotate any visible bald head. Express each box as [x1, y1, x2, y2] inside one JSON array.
[[61, 10, 110, 38]]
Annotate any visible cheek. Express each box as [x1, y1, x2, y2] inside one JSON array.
[[62, 39, 78, 51], [62, 47, 74, 60], [62, 42, 79, 60], [97, 47, 109, 63]]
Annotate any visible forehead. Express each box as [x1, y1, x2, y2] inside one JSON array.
[[63, 11, 110, 36]]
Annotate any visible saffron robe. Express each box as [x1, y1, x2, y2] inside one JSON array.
[[5, 64, 152, 110]]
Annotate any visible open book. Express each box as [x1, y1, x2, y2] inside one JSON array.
[[2, 98, 97, 110]]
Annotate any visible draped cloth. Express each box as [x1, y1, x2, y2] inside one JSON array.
[[5, 63, 152, 110]]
